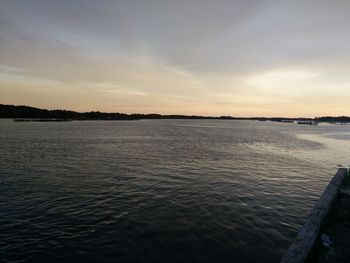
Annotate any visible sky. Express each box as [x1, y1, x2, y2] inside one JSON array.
[[1, 0, 350, 117]]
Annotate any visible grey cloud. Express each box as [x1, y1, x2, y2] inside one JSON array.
[[1, 0, 350, 117], [2, 0, 350, 76]]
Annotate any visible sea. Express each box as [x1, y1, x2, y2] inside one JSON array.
[[1, 119, 350, 262]]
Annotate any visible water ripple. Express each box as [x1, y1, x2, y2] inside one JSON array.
[[1, 119, 350, 262]]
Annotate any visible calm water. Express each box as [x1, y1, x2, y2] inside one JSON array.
[[1, 119, 350, 262]]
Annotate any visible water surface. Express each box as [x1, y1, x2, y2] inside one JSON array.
[[1, 119, 350, 262]]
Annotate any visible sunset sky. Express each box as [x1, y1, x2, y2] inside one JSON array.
[[1, 0, 350, 117]]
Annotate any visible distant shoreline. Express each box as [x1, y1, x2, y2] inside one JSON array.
[[12, 118, 138, 122], [1, 104, 350, 123]]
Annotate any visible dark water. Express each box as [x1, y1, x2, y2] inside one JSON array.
[[1, 119, 350, 262]]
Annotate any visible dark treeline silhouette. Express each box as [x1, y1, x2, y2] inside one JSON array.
[[315, 116, 350, 123], [0, 104, 240, 120], [0, 104, 135, 120], [0, 104, 349, 122]]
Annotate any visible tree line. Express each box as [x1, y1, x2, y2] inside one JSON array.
[[1, 104, 349, 122]]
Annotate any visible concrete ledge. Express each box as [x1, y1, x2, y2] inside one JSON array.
[[280, 168, 348, 263]]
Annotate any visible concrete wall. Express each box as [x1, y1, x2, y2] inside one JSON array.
[[280, 168, 347, 263]]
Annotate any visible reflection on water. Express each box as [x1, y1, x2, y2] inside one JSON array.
[[1, 119, 350, 262]]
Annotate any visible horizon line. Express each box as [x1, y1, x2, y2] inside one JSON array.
[[2, 103, 350, 120]]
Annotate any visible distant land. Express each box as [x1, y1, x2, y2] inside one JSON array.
[[0, 104, 350, 123]]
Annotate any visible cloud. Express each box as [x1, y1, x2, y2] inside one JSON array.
[[1, 0, 350, 116]]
